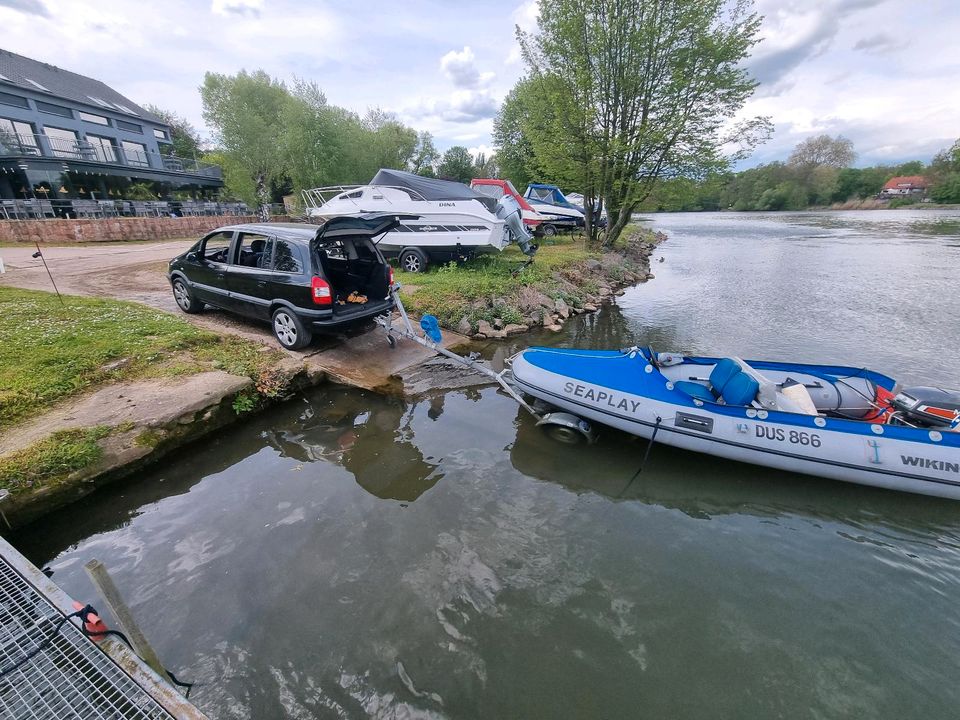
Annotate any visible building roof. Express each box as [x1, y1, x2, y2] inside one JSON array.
[[882, 175, 929, 190], [0, 48, 164, 124]]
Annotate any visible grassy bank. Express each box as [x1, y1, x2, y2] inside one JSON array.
[[0, 286, 286, 432], [0, 287, 293, 494], [398, 225, 661, 335]]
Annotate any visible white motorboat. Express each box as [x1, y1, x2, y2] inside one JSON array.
[[303, 169, 534, 272], [523, 183, 585, 229]]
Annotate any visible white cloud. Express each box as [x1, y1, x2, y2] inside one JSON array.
[[211, 0, 263, 17], [440, 46, 494, 89], [468, 144, 495, 160]]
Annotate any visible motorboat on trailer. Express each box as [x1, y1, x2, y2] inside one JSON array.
[[470, 178, 549, 234], [302, 169, 536, 272], [523, 183, 586, 228], [508, 347, 960, 500]]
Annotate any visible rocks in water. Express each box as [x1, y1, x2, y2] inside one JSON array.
[[598, 286, 612, 297], [583, 303, 598, 312], [457, 316, 473, 336], [476, 319, 506, 339], [554, 297, 570, 319], [546, 324, 564, 332], [504, 323, 528, 336]]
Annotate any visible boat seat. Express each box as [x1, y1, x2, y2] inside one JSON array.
[[721, 371, 760, 406], [674, 358, 742, 402]]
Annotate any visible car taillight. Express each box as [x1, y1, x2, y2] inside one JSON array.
[[311, 276, 332, 305], [388, 266, 394, 285]]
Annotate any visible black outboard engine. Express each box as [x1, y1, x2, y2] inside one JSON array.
[[892, 387, 960, 428]]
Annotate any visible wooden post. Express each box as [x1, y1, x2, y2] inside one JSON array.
[[84, 559, 172, 684]]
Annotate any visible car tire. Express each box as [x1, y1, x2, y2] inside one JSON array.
[[272, 307, 313, 350], [172, 277, 203, 313], [541, 224, 557, 237], [399, 248, 429, 273]]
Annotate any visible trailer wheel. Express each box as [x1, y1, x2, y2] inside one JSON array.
[[399, 248, 429, 273], [387, 334, 397, 348], [541, 224, 557, 237], [543, 424, 584, 444]]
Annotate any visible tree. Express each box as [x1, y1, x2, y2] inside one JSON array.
[[474, 152, 499, 179], [201, 70, 291, 213], [437, 146, 475, 184], [512, 0, 769, 245], [410, 131, 439, 175], [145, 105, 202, 159], [787, 134, 856, 169]]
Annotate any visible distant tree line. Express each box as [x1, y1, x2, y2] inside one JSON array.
[[639, 134, 960, 212]]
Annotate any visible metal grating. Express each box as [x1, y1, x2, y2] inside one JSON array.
[[0, 554, 175, 720]]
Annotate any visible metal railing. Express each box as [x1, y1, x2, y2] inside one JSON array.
[[0, 198, 250, 220], [0, 132, 221, 178]]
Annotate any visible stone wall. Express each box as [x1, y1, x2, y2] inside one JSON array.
[[0, 215, 285, 244]]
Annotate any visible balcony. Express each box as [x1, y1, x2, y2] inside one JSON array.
[[0, 132, 222, 179]]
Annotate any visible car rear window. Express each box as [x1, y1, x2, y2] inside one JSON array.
[[273, 239, 303, 273]]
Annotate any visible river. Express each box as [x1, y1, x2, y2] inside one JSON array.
[[13, 209, 960, 719]]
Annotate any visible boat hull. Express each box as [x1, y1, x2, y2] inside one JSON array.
[[511, 349, 960, 500]]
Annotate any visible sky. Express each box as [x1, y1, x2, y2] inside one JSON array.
[[1, 0, 957, 169]]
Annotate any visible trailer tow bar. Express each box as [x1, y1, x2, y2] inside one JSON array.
[[376, 284, 540, 417]]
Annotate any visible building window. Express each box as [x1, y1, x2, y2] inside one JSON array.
[[121, 140, 148, 166], [153, 128, 168, 140], [0, 91, 29, 109], [0, 117, 38, 154], [87, 96, 113, 109], [79, 111, 110, 126], [114, 103, 140, 116], [86, 134, 118, 163], [24, 78, 51, 92], [43, 126, 79, 157], [116, 119, 142, 134], [36, 101, 73, 118]]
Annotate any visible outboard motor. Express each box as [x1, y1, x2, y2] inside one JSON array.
[[496, 195, 537, 256], [892, 386, 960, 429]]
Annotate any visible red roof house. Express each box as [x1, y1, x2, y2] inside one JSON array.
[[881, 176, 929, 195]]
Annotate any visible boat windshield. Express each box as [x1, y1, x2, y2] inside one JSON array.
[[506, 180, 522, 198]]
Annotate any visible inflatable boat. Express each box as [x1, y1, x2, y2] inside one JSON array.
[[509, 347, 960, 500]]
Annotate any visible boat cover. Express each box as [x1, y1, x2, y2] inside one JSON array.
[[369, 168, 484, 202]]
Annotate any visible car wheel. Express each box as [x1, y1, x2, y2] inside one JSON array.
[[541, 224, 557, 237], [272, 308, 312, 350], [399, 248, 429, 273], [172, 278, 203, 313]]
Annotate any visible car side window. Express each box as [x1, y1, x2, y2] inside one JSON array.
[[201, 231, 233, 264], [273, 239, 303, 274], [235, 233, 270, 268]]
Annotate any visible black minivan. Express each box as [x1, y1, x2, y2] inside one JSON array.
[[168, 214, 403, 349]]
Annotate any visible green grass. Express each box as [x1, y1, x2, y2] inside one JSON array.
[[0, 426, 111, 493], [397, 233, 597, 327], [0, 286, 282, 431]]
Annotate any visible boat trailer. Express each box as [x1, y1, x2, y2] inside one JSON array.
[[375, 285, 598, 444]]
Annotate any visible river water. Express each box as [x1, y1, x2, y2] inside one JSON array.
[[13, 209, 960, 719]]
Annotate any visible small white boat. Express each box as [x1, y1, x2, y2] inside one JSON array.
[[303, 169, 534, 272], [523, 183, 585, 228], [509, 347, 960, 500]]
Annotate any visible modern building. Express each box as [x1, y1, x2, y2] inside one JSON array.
[[0, 48, 222, 207], [880, 176, 929, 196]]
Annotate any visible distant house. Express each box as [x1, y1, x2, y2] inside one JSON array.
[[880, 176, 929, 196], [0, 48, 222, 204]]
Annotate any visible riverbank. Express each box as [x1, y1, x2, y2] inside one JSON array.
[[399, 225, 663, 338], [0, 285, 468, 528]]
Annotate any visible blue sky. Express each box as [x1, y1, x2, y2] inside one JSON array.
[[2, 0, 957, 169]]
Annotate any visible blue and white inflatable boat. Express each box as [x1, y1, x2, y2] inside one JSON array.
[[509, 347, 960, 500]]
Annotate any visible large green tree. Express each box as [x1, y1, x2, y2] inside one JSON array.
[[508, 0, 769, 244], [201, 70, 291, 213], [437, 146, 475, 184]]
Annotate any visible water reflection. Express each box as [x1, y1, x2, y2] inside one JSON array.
[[263, 391, 441, 502]]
